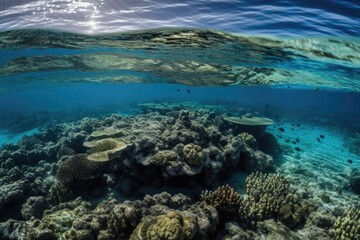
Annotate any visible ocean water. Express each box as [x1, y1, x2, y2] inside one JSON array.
[[0, 1, 360, 240]]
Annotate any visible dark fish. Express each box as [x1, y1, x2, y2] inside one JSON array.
[[187, 89, 191, 93], [317, 137, 321, 142], [279, 127, 285, 132], [277, 134, 282, 139], [292, 141, 297, 145], [291, 128, 294, 131], [296, 124, 301, 127], [285, 139, 290, 143], [314, 87, 319, 91], [287, 86, 290, 89], [320, 135, 325, 139], [347, 159, 353, 164], [295, 147, 301, 151], [177, 89, 180, 92], [296, 138, 300, 143]]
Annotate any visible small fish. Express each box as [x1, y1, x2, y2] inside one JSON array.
[[279, 127, 285, 132], [314, 87, 319, 91], [287, 86, 290, 89], [294, 147, 301, 151], [177, 89, 180, 92], [320, 135, 325, 139], [187, 89, 191, 93], [296, 138, 300, 143], [296, 124, 301, 127], [317, 137, 321, 142], [277, 134, 282, 139], [347, 159, 353, 164], [292, 141, 297, 145], [291, 128, 294, 131], [285, 139, 290, 143]]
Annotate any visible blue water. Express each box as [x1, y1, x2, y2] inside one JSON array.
[[0, 2, 360, 240], [0, 0, 359, 36]]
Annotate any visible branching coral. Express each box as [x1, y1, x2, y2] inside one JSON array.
[[332, 205, 360, 240], [200, 185, 242, 220], [239, 172, 303, 229]]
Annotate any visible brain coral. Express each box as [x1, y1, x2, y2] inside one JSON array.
[[151, 150, 178, 166], [56, 154, 105, 184], [183, 143, 204, 166], [130, 211, 197, 240]]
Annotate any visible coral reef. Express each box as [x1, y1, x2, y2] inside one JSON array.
[[6, 107, 351, 240]]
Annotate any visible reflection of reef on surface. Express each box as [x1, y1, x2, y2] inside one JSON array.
[[0, 28, 359, 91]]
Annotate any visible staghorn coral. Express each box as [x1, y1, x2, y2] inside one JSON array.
[[107, 203, 141, 239], [183, 143, 204, 166], [129, 211, 197, 240], [200, 185, 242, 220], [56, 154, 105, 184], [239, 172, 303, 229], [332, 205, 360, 240]]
